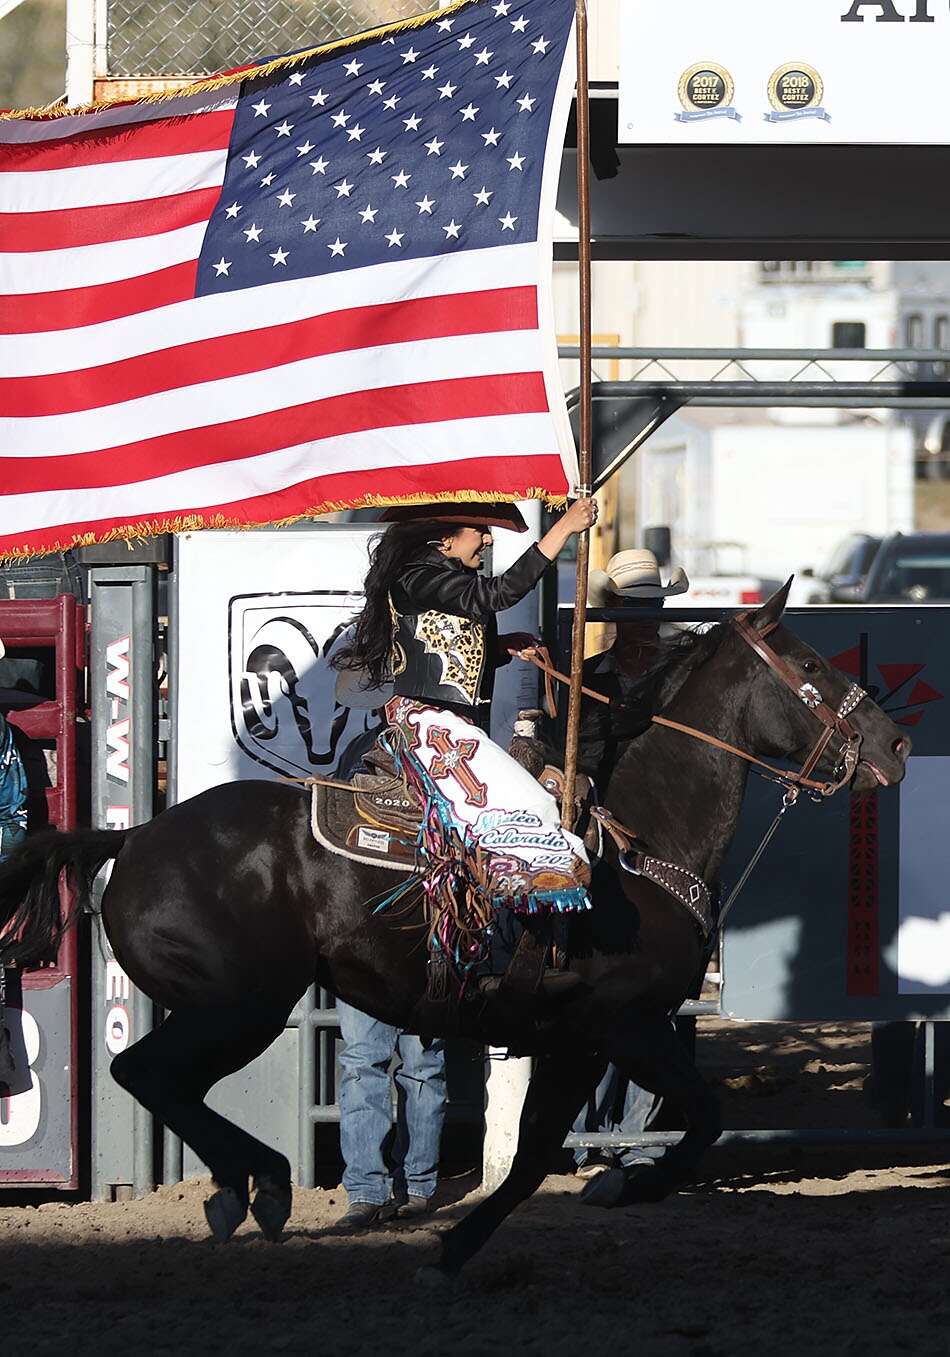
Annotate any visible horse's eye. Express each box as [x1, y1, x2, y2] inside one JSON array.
[[802, 659, 820, 674]]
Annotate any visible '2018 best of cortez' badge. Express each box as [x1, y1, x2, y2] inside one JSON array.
[[675, 62, 741, 123], [765, 63, 830, 123]]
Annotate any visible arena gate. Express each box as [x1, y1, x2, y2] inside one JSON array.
[[0, 596, 83, 1188]]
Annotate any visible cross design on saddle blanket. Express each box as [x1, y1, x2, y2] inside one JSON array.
[[426, 726, 488, 808]]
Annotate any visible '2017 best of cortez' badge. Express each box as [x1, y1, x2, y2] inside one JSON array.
[[765, 63, 830, 123], [675, 62, 741, 123]]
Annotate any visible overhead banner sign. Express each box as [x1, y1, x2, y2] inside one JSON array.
[[619, 0, 950, 144]]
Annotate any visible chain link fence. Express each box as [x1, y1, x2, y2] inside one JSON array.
[[106, 0, 435, 79]]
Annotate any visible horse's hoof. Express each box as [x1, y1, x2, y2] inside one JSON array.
[[204, 1186, 248, 1242], [621, 1162, 674, 1204], [579, 1167, 626, 1209], [415, 1264, 458, 1291], [250, 1179, 292, 1242]]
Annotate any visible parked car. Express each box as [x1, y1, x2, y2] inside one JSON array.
[[860, 532, 950, 603], [796, 533, 883, 604]]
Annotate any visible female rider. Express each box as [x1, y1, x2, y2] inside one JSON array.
[[334, 498, 598, 942]]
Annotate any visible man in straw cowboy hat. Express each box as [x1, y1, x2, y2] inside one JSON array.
[[571, 547, 693, 1181], [576, 548, 689, 789]]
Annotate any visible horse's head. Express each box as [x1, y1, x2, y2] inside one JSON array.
[[734, 580, 910, 795]]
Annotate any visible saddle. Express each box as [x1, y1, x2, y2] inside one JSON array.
[[310, 742, 600, 872], [310, 745, 422, 870]]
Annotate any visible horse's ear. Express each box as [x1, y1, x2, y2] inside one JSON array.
[[748, 577, 793, 633]]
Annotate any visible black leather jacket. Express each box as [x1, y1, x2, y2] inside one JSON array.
[[390, 544, 548, 724]]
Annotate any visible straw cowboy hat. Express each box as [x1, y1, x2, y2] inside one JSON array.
[[588, 550, 689, 606]]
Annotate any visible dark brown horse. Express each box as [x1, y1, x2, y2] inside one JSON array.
[[0, 584, 909, 1279]]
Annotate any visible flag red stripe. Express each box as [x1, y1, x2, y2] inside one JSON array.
[[0, 109, 235, 172], [2, 285, 539, 416], [1, 373, 549, 494], [0, 452, 568, 558], [0, 259, 198, 333], [0, 187, 220, 251]]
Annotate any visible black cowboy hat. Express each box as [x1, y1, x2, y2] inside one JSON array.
[[379, 501, 529, 533]]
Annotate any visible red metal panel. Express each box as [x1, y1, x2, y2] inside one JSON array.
[[0, 595, 84, 1188], [846, 791, 880, 998]]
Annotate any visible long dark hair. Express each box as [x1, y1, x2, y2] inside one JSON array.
[[333, 520, 461, 686]]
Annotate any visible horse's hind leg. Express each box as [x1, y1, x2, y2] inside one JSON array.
[[580, 1010, 722, 1209], [110, 998, 297, 1242], [426, 1048, 601, 1282]]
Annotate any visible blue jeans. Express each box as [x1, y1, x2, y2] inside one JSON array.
[[0, 823, 25, 863], [573, 1064, 663, 1168], [337, 1001, 447, 1206]]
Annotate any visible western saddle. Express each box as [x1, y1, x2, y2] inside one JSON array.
[[309, 715, 599, 872]]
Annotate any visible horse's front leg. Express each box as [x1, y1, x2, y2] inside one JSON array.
[[580, 1009, 722, 1209], [422, 1048, 601, 1283]]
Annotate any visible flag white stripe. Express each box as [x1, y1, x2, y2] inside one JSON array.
[[0, 148, 228, 212], [0, 414, 558, 534], [0, 221, 208, 294], [0, 242, 538, 375], [1, 328, 546, 457], [0, 92, 239, 144]]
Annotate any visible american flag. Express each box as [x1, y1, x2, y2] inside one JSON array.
[[0, 0, 579, 561]]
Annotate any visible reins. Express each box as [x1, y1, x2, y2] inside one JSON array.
[[650, 715, 841, 796], [528, 615, 871, 939], [514, 644, 610, 719], [522, 619, 867, 802]]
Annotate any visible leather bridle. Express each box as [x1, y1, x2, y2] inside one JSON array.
[[652, 614, 868, 799]]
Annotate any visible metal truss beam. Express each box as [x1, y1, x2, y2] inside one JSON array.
[[556, 346, 950, 491], [588, 381, 950, 408]]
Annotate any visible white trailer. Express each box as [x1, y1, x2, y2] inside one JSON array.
[[631, 411, 914, 595]]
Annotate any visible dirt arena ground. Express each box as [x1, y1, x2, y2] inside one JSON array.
[[3, 1022, 950, 1357]]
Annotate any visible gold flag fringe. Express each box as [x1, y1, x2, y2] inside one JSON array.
[[0, 489, 568, 565], [2, 0, 484, 122]]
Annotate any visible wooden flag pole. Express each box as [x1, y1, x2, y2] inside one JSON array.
[[560, 0, 593, 828]]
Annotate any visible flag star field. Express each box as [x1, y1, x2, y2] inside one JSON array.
[[198, 0, 572, 292]]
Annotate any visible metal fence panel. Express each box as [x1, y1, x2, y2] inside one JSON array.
[[106, 0, 434, 78], [87, 564, 157, 1200]]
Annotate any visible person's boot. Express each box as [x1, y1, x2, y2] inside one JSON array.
[[335, 1199, 398, 1232], [397, 1194, 436, 1220]]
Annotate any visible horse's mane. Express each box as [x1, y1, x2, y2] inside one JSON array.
[[609, 623, 727, 742]]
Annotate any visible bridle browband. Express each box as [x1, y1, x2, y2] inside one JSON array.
[[652, 613, 868, 799]]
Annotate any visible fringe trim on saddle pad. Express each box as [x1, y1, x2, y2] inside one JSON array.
[[372, 728, 589, 983]]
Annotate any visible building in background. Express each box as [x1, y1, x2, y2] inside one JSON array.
[[4, 0, 945, 589], [555, 238, 949, 581]]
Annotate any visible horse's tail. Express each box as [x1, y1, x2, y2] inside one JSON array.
[[0, 827, 128, 969]]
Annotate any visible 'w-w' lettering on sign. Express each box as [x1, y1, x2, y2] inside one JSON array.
[[106, 636, 130, 783]]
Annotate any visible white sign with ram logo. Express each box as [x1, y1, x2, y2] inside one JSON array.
[[175, 528, 380, 798], [619, 0, 950, 144]]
